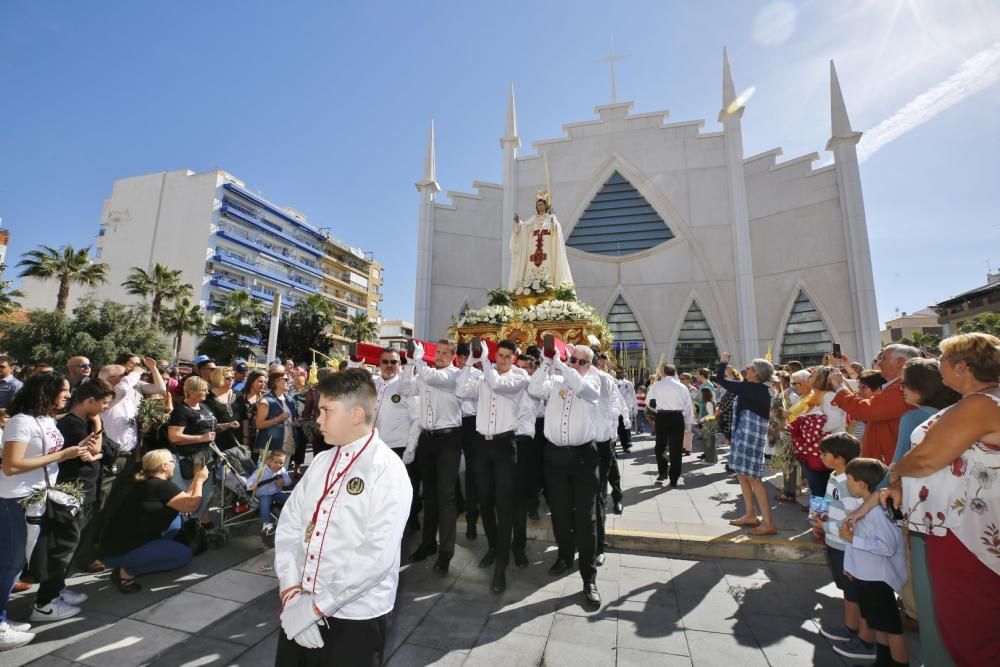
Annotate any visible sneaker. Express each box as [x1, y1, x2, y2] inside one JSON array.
[[29, 598, 81, 623], [819, 622, 853, 642], [59, 589, 88, 606], [0, 622, 34, 651], [831, 635, 876, 660], [5, 621, 30, 633]]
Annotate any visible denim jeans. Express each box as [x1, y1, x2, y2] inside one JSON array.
[[104, 515, 192, 576], [257, 491, 288, 525], [170, 453, 216, 520], [0, 497, 29, 624]]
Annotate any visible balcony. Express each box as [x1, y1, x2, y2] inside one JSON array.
[[215, 227, 325, 282], [212, 250, 319, 298], [222, 183, 326, 242], [220, 200, 324, 258], [209, 275, 297, 308]]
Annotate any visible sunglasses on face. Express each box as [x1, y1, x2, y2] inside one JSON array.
[[380, 359, 399, 365], [75, 364, 92, 369], [568, 357, 591, 366]]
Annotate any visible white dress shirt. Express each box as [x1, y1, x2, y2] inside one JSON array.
[[617, 378, 637, 414], [102, 370, 167, 454], [274, 429, 412, 620], [373, 374, 415, 450], [527, 358, 601, 446], [457, 359, 528, 436], [645, 376, 695, 432], [844, 504, 906, 592], [594, 368, 622, 442], [515, 386, 544, 437], [457, 365, 480, 417], [400, 358, 462, 431]]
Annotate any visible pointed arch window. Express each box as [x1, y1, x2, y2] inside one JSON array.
[[780, 291, 833, 366], [673, 302, 720, 372], [608, 295, 648, 377], [566, 171, 674, 257]]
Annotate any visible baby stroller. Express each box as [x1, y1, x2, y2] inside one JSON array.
[[209, 442, 281, 543]]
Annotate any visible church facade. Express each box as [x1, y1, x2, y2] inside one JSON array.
[[414, 51, 880, 370]]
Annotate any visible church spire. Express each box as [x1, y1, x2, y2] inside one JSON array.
[[827, 60, 861, 146], [416, 120, 440, 193], [719, 47, 744, 120], [500, 82, 520, 148]]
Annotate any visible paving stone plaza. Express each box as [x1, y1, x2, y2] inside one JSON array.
[[1, 434, 921, 667]]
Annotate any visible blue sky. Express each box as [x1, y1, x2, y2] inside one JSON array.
[[2, 1, 998, 326]]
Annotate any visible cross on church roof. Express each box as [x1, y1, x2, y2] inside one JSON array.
[[598, 36, 629, 104]]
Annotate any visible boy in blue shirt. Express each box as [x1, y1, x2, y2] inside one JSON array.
[[839, 458, 909, 667], [246, 450, 292, 541], [811, 433, 876, 661]]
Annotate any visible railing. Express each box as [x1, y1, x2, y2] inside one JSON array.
[[215, 226, 325, 281], [220, 201, 324, 257], [209, 274, 297, 308]]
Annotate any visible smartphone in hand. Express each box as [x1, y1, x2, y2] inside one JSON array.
[[406, 338, 416, 357]]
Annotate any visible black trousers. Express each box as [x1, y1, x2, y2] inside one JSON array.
[[526, 418, 546, 511], [275, 613, 387, 667], [33, 506, 84, 607], [654, 411, 685, 484], [595, 440, 623, 554], [72, 500, 100, 569], [460, 415, 480, 526], [513, 435, 536, 551], [416, 429, 462, 557], [617, 415, 632, 451], [391, 447, 423, 525], [543, 441, 599, 583], [95, 453, 141, 556], [473, 434, 516, 566]]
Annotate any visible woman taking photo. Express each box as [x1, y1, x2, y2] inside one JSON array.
[[866, 333, 1000, 665], [100, 449, 208, 593], [255, 369, 302, 467], [167, 376, 217, 525], [716, 354, 778, 535], [787, 366, 848, 499], [0, 374, 88, 650]]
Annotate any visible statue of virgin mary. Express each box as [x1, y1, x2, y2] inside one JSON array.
[[508, 190, 574, 292]]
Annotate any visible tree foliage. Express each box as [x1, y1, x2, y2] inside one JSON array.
[[342, 312, 379, 343], [898, 331, 942, 357], [254, 296, 335, 363], [2, 299, 169, 367], [197, 290, 264, 363], [122, 263, 192, 327], [0, 266, 24, 317], [16, 244, 109, 313], [958, 313, 1000, 338], [160, 296, 209, 362]]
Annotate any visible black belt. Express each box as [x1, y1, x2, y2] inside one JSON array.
[[479, 430, 515, 442], [424, 426, 460, 437], [656, 410, 683, 414], [545, 440, 597, 449]]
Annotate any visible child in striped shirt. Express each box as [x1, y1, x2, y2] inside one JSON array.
[[811, 433, 876, 662]]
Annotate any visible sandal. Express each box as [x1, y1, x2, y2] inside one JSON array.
[[775, 494, 796, 503], [729, 517, 761, 527], [111, 568, 143, 594]]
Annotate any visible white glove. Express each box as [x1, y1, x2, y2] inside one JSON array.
[[281, 593, 322, 646], [294, 621, 324, 649], [402, 444, 417, 465], [413, 342, 425, 362]]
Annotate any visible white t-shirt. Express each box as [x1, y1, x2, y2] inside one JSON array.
[[0, 414, 63, 499]]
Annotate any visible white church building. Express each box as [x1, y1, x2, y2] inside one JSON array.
[[414, 51, 880, 370]]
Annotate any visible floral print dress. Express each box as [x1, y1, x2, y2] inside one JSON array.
[[903, 390, 1000, 573]]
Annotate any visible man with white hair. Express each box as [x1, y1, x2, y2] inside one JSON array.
[[830, 344, 918, 464], [527, 344, 603, 609]]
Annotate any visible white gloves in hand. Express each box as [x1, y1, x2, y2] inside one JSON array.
[[281, 593, 323, 649], [413, 342, 425, 362], [402, 444, 417, 465]]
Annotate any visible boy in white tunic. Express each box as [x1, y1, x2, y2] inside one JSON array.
[[274, 369, 411, 666]]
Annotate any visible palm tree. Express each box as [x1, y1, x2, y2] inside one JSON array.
[[0, 267, 24, 318], [17, 245, 109, 313], [295, 294, 335, 320], [122, 263, 193, 327], [160, 297, 209, 362], [220, 290, 266, 323], [343, 312, 379, 343]]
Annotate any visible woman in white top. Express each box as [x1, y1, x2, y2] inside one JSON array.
[[0, 373, 88, 651]]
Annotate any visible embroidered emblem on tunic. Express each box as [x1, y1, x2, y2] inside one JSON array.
[[346, 477, 365, 495], [391, 394, 401, 404]]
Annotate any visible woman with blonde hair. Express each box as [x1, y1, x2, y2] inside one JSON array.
[[99, 449, 208, 593], [204, 367, 242, 451], [166, 376, 218, 524]]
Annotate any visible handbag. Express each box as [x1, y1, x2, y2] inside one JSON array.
[[178, 456, 195, 480], [24, 418, 83, 526], [174, 517, 208, 555]]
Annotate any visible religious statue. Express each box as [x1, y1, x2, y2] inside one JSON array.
[[508, 190, 574, 292]]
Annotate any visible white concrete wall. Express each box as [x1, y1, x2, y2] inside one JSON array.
[[422, 101, 866, 366]]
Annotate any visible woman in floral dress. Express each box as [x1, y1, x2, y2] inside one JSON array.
[[877, 333, 1000, 665]]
